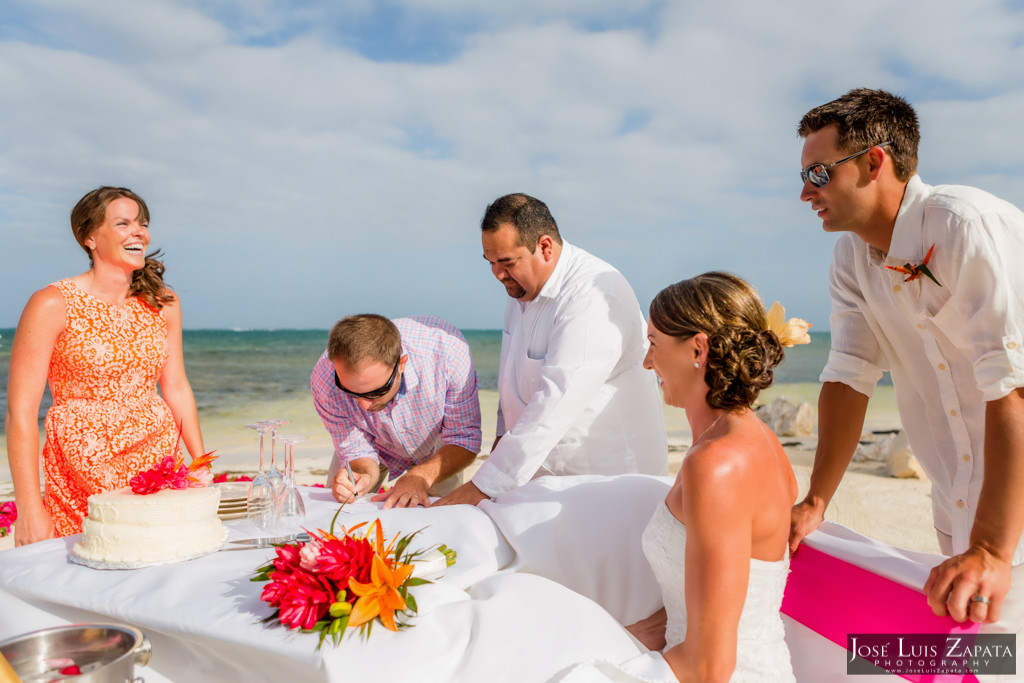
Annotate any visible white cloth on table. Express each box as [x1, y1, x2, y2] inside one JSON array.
[[0, 477, 979, 682], [821, 175, 1024, 564], [481, 473, 668, 625], [472, 241, 668, 497]]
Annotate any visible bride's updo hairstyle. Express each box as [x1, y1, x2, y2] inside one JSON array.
[[71, 186, 175, 310], [649, 271, 785, 411]]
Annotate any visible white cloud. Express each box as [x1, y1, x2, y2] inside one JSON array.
[[1, 0, 1023, 330]]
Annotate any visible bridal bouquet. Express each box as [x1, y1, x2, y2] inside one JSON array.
[[251, 513, 456, 648]]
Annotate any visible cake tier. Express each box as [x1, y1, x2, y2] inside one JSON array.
[[72, 486, 228, 565]]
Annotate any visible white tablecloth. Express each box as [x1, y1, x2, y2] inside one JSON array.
[[0, 476, 953, 682]]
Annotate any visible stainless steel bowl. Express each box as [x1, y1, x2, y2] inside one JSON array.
[[0, 623, 151, 682]]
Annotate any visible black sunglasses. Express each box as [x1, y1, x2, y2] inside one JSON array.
[[801, 141, 892, 188], [334, 358, 401, 400]]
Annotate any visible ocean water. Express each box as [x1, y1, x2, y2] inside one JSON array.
[[0, 328, 839, 434]]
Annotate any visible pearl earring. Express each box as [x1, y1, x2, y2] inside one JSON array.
[[694, 362, 700, 368]]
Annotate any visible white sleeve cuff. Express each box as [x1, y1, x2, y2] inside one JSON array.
[[819, 349, 884, 398], [471, 459, 523, 498]]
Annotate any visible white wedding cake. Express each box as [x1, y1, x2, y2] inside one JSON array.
[[72, 485, 228, 566]]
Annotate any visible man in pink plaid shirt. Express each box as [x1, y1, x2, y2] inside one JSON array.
[[310, 314, 482, 509]]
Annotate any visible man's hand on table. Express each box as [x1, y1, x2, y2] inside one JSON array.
[[432, 481, 489, 507], [330, 457, 378, 504], [371, 474, 431, 509], [924, 545, 1011, 624]]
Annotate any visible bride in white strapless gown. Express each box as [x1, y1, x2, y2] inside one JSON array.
[[642, 501, 794, 681], [554, 273, 807, 683]]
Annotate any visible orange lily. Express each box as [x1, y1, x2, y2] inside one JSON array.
[[347, 553, 414, 631]]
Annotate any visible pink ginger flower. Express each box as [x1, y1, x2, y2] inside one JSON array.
[[299, 538, 324, 572]]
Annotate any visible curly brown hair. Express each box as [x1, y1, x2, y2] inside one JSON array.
[[649, 272, 785, 410], [70, 186, 174, 310]]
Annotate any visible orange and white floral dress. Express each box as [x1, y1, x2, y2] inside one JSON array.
[[43, 279, 179, 535]]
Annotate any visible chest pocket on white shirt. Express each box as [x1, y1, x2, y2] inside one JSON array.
[[924, 296, 970, 351], [519, 356, 545, 398]]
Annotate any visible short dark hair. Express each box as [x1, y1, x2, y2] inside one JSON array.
[[798, 88, 919, 182], [480, 193, 562, 250], [649, 272, 784, 411], [327, 314, 402, 367]]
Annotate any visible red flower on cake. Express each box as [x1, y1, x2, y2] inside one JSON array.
[[128, 422, 219, 495], [130, 456, 183, 494]]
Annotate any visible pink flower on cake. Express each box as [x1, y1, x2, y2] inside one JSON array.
[[130, 456, 180, 494], [128, 422, 219, 495]]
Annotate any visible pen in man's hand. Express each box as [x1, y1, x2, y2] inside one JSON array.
[[345, 460, 358, 498]]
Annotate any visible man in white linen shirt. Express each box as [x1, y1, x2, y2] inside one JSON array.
[[788, 88, 1024, 642], [435, 192, 668, 507]]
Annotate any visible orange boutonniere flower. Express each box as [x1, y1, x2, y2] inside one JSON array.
[[886, 244, 942, 287]]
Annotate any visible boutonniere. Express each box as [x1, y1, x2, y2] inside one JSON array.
[[885, 244, 942, 287]]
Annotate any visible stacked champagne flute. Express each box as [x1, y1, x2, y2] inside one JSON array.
[[244, 420, 307, 544]]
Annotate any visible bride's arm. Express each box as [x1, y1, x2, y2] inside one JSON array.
[[662, 441, 753, 683], [626, 607, 667, 651]]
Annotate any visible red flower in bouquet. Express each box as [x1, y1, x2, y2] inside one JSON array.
[[260, 543, 305, 607], [252, 513, 453, 648], [275, 569, 336, 631], [315, 536, 375, 592]]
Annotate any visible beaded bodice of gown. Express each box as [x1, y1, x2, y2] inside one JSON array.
[[641, 501, 795, 682]]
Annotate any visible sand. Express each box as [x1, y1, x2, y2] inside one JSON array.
[[0, 385, 940, 555]]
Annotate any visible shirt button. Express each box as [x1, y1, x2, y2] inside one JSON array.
[[893, 284, 902, 292], [950, 409, 958, 417], [938, 363, 946, 371], [962, 454, 971, 462], [956, 500, 966, 509], [1009, 341, 1018, 350]]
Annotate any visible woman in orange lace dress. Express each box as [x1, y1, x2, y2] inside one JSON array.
[[6, 187, 205, 544]]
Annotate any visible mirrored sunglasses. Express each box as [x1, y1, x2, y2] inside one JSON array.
[[801, 141, 892, 188]]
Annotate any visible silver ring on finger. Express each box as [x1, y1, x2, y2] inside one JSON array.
[[971, 595, 991, 605]]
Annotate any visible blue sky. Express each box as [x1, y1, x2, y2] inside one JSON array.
[[2, 0, 1023, 330]]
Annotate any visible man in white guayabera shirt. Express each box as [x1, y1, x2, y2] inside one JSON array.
[[435, 193, 668, 507], [788, 88, 1024, 653]]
